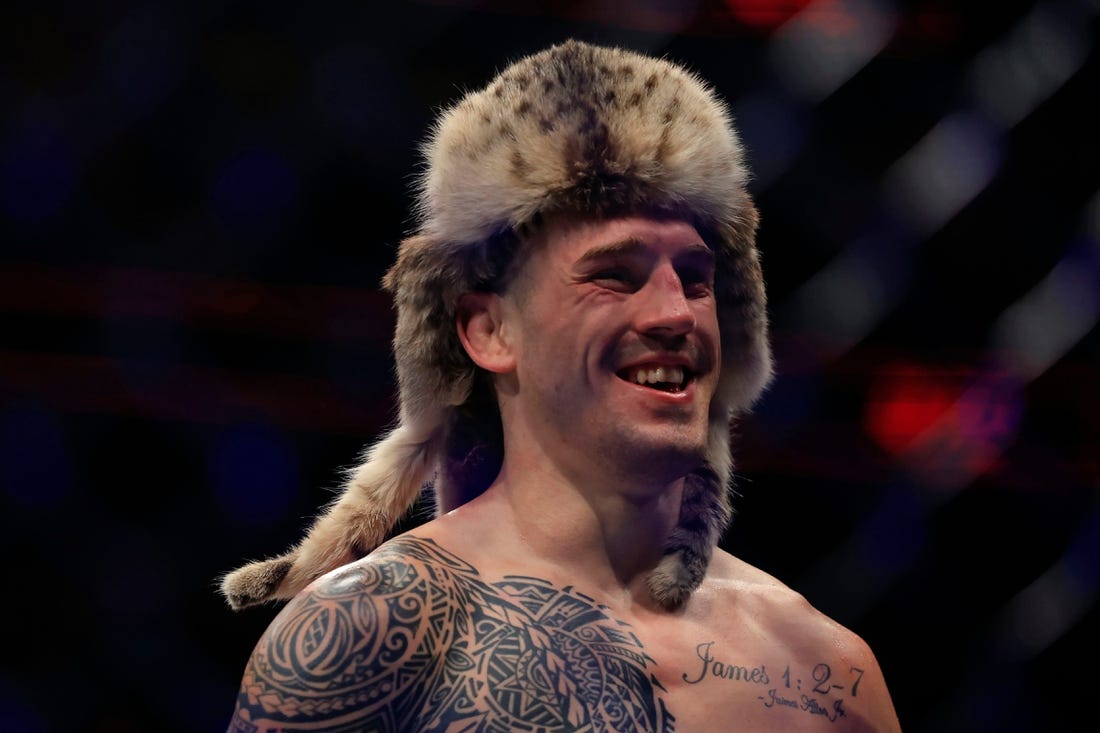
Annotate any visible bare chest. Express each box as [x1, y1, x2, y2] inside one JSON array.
[[402, 594, 867, 733], [367, 535, 879, 732], [645, 633, 869, 732]]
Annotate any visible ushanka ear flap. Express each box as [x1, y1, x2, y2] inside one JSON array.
[[219, 416, 445, 610], [647, 466, 731, 608], [647, 395, 736, 608], [219, 228, 482, 611]]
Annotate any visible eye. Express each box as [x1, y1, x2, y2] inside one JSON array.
[[678, 267, 715, 298], [591, 267, 641, 292]]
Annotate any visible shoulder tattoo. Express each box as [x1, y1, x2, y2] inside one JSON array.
[[231, 536, 674, 732]]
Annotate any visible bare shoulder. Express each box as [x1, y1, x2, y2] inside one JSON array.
[[226, 535, 475, 732], [227, 534, 680, 732], [688, 550, 903, 732], [706, 550, 868, 650]]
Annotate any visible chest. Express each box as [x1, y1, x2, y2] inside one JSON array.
[[409, 607, 858, 732], [641, 628, 872, 732]]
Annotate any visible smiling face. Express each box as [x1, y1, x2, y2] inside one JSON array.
[[495, 213, 722, 489]]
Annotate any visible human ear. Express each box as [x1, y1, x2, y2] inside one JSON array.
[[455, 292, 516, 374]]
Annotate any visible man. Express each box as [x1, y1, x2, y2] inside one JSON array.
[[220, 40, 903, 731]]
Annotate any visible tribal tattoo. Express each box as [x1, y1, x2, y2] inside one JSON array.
[[230, 536, 674, 732]]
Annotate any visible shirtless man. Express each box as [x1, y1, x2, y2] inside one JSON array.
[[220, 40, 903, 732]]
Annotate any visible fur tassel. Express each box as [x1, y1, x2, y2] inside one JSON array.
[[646, 466, 732, 609], [646, 401, 736, 609], [219, 417, 444, 609]]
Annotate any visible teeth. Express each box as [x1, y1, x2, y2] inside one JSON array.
[[630, 365, 685, 387]]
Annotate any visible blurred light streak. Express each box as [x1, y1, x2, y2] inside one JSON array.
[[993, 189, 1100, 381], [794, 477, 927, 621], [778, 0, 1094, 369], [969, 1, 1092, 128], [882, 111, 1003, 239], [782, 225, 914, 363], [770, 0, 897, 104], [922, 490, 1100, 731], [804, 187, 1097, 614], [998, 513, 1098, 658], [784, 251, 890, 355], [796, 364, 1040, 618], [843, 194, 1098, 547], [735, 0, 896, 187]]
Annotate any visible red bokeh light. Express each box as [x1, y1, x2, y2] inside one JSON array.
[[865, 362, 964, 456], [723, 0, 817, 29], [864, 361, 1022, 489]]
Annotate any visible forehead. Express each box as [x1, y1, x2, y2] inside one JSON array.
[[528, 212, 710, 265]]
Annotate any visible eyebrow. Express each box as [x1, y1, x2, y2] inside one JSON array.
[[575, 237, 715, 266]]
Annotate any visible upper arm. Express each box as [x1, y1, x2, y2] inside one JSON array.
[[226, 558, 437, 732]]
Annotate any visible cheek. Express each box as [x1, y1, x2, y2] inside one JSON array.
[[697, 300, 720, 333], [513, 313, 577, 377], [525, 323, 600, 392], [696, 306, 722, 373]]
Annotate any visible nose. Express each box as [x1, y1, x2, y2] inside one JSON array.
[[633, 263, 695, 337]]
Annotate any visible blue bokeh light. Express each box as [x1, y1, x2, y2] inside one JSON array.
[[856, 481, 928, 577], [0, 680, 48, 733], [209, 147, 301, 240], [207, 421, 301, 525], [0, 403, 73, 508], [0, 123, 77, 224]]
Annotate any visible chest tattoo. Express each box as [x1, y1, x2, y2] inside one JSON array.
[[234, 536, 674, 732], [680, 640, 868, 725]]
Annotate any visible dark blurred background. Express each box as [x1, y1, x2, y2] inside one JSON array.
[[2, 1, 1097, 731]]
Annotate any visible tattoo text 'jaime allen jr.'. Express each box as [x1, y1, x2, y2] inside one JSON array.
[[682, 641, 866, 724]]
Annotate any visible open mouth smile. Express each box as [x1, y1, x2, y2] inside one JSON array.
[[617, 365, 691, 392]]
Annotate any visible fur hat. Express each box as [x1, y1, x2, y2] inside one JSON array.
[[219, 39, 772, 611]]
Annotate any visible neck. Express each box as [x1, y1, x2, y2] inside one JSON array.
[[484, 449, 686, 609]]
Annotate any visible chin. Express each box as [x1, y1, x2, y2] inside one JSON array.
[[609, 429, 709, 482]]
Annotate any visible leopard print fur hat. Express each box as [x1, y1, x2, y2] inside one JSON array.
[[220, 39, 772, 611]]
